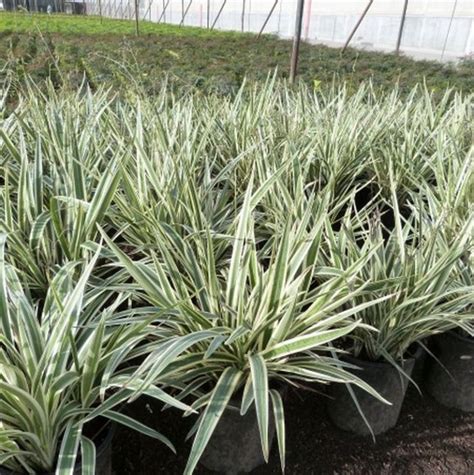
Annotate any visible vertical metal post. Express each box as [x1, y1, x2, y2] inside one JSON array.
[[145, 0, 152, 20], [200, 3, 203, 27], [395, 0, 409, 55], [241, 0, 246, 33], [342, 0, 374, 53], [134, 0, 139, 34], [277, 0, 283, 33], [158, 0, 171, 23], [465, 19, 474, 57], [179, 0, 194, 26], [248, 0, 251, 31], [290, 0, 305, 84], [207, 0, 210, 29], [304, 0, 312, 40]]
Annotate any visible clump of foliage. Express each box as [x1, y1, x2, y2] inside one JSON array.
[[0, 241, 191, 474], [0, 77, 472, 473]]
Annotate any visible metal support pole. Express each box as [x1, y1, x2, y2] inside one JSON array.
[[134, 0, 139, 34], [395, 0, 409, 55], [143, 0, 153, 20], [211, 0, 227, 30], [257, 0, 278, 39], [441, 0, 459, 60], [207, 0, 210, 28], [304, 0, 312, 40], [241, 0, 246, 33], [179, 0, 194, 26], [158, 0, 170, 23], [290, 0, 305, 84], [248, 0, 251, 31], [342, 0, 374, 53], [277, 0, 283, 33]]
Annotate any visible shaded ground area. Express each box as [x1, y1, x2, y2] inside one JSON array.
[[113, 384, 474, 474], [1, 13, 473, 96]]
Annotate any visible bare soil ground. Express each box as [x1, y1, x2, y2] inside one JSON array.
[[113, 384, 474, 474]]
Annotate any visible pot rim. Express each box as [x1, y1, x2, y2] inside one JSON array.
[[340, 352, 416, 370], [224, 381, 288, 412]]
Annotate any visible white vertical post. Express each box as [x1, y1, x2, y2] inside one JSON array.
[[304, 0, 312, 40], [465, 19, 474, 57]]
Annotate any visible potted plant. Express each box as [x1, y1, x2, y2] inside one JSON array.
[[411, 171, 474, 412], [0, 235, 190, 475], [0, 102, 121, 296], [105, 185, 389, 474], [320, 193, 473, 436]]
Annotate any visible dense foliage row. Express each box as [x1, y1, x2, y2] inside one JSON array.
[[0, 79, 473, 474], [1, 13, 474, 98]]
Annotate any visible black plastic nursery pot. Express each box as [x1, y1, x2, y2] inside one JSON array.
[[411, 344, 428, 386], [326, 355, 416, 436], [0, 423, 115, 475], [426, 331, 474, 412], [199, 399, 277, 474]]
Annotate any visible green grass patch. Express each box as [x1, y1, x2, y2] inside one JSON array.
[[0, 11, 241, 37]]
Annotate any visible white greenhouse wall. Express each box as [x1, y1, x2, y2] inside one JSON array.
[[91, 0, 474, 62]]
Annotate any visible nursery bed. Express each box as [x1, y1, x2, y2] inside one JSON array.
[[1, 13, 474, 97], [113, 385, 474, 474]]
